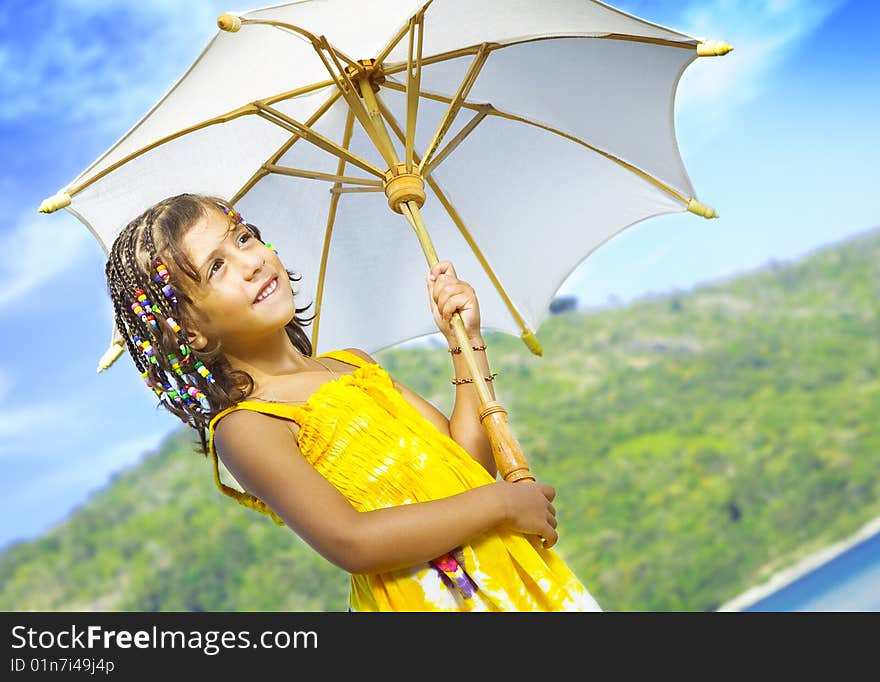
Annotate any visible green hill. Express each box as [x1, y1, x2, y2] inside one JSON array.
[[2, 226, 878, 612]]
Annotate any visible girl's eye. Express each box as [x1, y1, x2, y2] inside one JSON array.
[[208, 231, 252, 278]]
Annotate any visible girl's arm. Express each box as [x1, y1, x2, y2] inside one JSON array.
[[445, 332, 498, 478], [214, 409, 557, 575], [345, 346, 497, 478]]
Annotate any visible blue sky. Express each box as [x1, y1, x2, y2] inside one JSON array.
[[0, 0, 878, 552]]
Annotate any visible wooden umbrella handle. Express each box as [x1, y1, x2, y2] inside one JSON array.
[[447, 310, 536, 483], [398, 197, 535, 483]]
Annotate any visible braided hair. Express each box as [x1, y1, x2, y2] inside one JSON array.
[[105, 193, 316, 459]]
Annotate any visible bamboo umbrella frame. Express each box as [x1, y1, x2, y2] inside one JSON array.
[[40, 7, 731, 482]]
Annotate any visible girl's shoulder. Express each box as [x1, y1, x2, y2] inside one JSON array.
[[209, 348, 377, 433], [319, 347, 378, 369]]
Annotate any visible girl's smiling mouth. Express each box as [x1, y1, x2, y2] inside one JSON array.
[[254, 275, 279, 303]]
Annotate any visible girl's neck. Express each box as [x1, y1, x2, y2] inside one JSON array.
[[224, 328, 314, 382]]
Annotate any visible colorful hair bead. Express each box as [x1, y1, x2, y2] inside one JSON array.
[[142, 370, 163, 397], [154, 259, 178, 304], [166, 317, 181, 333], [163, 383, 183, 405], [186, 385, 205, 400], [180, 386, 202, 409], [194, 360, 215, 383], [221, 206, 245, 224], [265, 242, 278, 255], [167, 353, 184, 377], [136, 338, 155, 363], [131, 288, 159, 328]]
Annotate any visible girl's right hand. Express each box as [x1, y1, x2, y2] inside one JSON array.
[[496, 480, 559, 548]]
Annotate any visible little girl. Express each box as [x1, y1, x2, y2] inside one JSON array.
[[105, 192, 603, 612]]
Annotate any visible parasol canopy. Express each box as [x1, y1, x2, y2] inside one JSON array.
[[39, 0, 731, 480]]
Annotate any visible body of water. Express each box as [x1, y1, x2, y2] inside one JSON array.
[[735, 526, 880, 612]]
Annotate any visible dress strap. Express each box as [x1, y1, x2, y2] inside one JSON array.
[[207, 400, 304, 527], [205, 348, 370, 526], [316, 348, 375, 369]]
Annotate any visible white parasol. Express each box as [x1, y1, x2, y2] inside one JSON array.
[[39, 0, 731, 480]]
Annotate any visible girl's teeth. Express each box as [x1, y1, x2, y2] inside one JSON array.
[[257, 279, 277, 301]]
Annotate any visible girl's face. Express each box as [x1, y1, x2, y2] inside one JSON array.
[[179, 207, 295, 352]]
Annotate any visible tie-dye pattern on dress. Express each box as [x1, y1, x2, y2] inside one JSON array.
[[209, 349, 603, 612]]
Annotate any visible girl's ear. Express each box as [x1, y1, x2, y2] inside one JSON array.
[[186, 327, 209, 351]]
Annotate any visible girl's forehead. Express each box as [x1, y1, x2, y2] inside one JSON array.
[[181, 208, 235, 258]]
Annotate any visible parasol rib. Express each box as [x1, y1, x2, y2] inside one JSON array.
[[238, 18, 364, 73], [63, 104, 254, 199], [421, 105, 491, 178], [373, 1, 433, 67], [418, 43, 490, 174], [381, 79, 709, 212], [264, 164, 383, 187], [59, 78, 340, 202], [311, 108, 357, 354], [380, 32, 698, 83], [330, 186, 384, 194], [254, 103, 385, 178], [311, 36, 400, 167], [230, 89, 343, 205], [376, 95, 542, 356], [233, 17, 402, 167], [405, 12, 425, 173]]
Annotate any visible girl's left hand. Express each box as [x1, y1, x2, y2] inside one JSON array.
[[426, 260, 481, 342]]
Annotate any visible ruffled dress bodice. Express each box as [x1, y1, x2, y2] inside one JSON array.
[[208, 350, 602, 612]]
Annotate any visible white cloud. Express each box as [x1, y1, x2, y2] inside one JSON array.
[[0, 211, 91, 308], [672, 0, 848, 144], [1, 0, 232, 128], [0, 403, 58, 441], [0, 394, 99, 457]]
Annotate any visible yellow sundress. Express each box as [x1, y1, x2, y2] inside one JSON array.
[[207, 349, 603, 612]]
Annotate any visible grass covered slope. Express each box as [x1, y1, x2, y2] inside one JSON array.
[[2, 227, 877, 611]]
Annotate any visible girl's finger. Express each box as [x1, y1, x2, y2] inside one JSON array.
[[430, 260, 452, 279], [442, 294, 468, 319], [436, 287, 462, 311], [542, 528, 559, 549]]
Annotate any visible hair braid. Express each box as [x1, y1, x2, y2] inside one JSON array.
[[107, 227, 149, 379], [105, 193, 316, 455], [140, 209, 226, 428]]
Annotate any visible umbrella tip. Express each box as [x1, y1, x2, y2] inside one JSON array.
[[687, 198, 719, 219], [697, 39, 734, 57], [38, 192, 71, 214], [521, 329, 543, 356], [97, 341, 125, 373], [217, 13, 242, 32]]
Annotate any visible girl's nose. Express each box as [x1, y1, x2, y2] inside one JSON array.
[[241, 250, 266, 279]]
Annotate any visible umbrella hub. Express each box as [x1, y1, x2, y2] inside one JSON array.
[[383, 164, 425, 214], [346, 59, 386, 96]]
